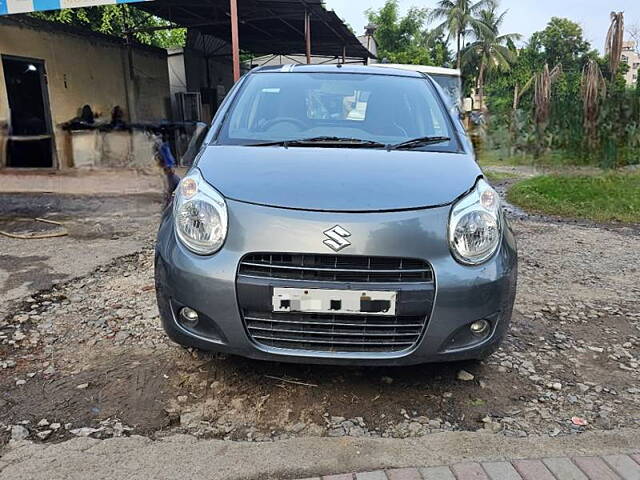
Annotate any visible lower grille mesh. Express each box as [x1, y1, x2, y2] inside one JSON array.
[[244, 311, 426, 353]]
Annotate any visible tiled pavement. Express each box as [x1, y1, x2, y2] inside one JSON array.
[[298, 453, 640, 480]]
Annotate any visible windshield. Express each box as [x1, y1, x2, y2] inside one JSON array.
[[216, 72, 456, 151]]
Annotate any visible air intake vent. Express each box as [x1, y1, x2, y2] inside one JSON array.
[[243, 311, 425, 353], [239, 253, 433, 284]]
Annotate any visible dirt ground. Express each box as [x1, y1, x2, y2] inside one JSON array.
[[0, 192, 162, 320], [1, 188, 639, 446]]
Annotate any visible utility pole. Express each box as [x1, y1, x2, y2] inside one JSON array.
[[305, 10, 311, 64], [230, 0, 240, 81]]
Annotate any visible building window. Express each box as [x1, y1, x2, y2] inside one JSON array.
[[621, 55, 628, 63], [634, 62, 640, 70]]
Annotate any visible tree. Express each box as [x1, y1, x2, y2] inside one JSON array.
[[485, 17, 594, 121], [30, 5, 185, 48], [429, 0, 496, 69], [605, 11, 624, 80], [422, 31, 455, 67], [581, 59, 607, 149], [367, 0, 451, 66], [527, 17, 590, 72], [461, 7, 519, 109]]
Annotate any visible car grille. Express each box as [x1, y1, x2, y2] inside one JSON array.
[[243, 311, 425, 353], [238, 253, 433, 283], [237, 253, 433, 353]]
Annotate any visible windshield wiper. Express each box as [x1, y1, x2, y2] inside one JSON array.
[[387, 136, 451, 150], [247, 136, 386, 148]]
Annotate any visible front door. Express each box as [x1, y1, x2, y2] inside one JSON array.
[[2, 55, 54, 168]]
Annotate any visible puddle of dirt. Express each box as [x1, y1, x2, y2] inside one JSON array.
[[0, 255, 69, 297], [0, 218, 65, 236], [0, 349, 176, 444]]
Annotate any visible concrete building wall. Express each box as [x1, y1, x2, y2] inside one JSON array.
[[622, 41, 640, 88], [0, 18, 170, 168], [167, 47, 188, 120]]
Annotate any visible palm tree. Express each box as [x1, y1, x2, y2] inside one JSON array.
[[461, 7, 520, 110], [429, 0, 497, 69], [605, 11, 624, 80]]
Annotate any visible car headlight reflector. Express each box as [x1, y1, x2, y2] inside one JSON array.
[[449, 179, 502, 265], [174, 169, 227, 255]]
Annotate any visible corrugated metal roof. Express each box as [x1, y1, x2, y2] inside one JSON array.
[[137, 0, 374, 59]]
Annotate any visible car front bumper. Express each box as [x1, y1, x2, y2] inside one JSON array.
[[155, 199, 517, 366]]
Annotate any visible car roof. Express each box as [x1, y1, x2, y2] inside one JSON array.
[[251, 64, 424, 78], [373, 64, 461, 77]]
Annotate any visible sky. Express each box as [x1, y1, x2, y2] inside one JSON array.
[[325, 0, 640, 53]]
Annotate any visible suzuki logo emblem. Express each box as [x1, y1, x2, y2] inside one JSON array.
[[323, 225, 352, 252]]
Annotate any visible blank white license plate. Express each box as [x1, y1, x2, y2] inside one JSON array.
[[272, 287, 397, 316]]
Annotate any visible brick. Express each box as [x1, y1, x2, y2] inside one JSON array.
[[603, 455, 640, 480], [356, 471, 388, 480], [451, 462, 490, 479], [323, 475, 354, 480], [543, 458, 588, 480], [573, 457, 621, 480], [386, 468, 422, 480], [512, 460, 555, 480], [482, 461, 522, 480], [419, 466, 456, 480]]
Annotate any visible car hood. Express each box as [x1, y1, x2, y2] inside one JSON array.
[[197, 146, 481, 212]]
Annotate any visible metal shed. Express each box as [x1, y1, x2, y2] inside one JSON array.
[[135, 0, 375, 80]]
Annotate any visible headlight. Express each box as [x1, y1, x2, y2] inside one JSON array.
[[448, 178, 502, 265], [173, 169, 228, 255]]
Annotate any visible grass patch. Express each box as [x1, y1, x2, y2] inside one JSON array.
[[478, 150, 522, 167], [478, 149, 590, 168], [477, 150, 544, 167], [507, 171, 640, 223], [484, 170, 520, 182]]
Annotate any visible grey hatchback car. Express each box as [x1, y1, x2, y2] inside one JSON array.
[[155, 65, 517, 366]]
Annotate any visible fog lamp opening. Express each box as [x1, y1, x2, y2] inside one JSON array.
[[470, 319, 490, 336], [180, 307, 199, 326]]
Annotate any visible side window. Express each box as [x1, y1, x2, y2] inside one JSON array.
[[183, 122, 209, 166]]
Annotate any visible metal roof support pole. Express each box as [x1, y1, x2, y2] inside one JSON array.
[[305, 10, 311, 64], [342, 46, 346, 64], [230, 0, 240, 82]]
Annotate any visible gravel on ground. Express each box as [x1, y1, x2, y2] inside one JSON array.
[[1, 192, 638, 446]]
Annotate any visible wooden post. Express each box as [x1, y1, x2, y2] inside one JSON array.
[[230, 0, 240, 82], [305, 10, 311, 64]]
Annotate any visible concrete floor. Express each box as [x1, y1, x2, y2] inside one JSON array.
[[0, 168, 171, 196]]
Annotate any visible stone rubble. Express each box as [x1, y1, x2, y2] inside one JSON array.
[[1, 217, 639, 445]]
